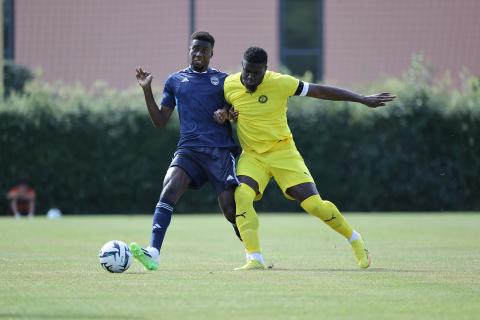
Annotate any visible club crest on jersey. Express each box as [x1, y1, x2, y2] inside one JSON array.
[[210, 76, 219, 86], [258, 95, 268, 103]]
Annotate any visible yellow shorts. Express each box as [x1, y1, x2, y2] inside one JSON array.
[[237, 138, 315, 201]]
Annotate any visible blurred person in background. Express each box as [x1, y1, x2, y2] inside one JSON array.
[[7, 180, 36, 218]]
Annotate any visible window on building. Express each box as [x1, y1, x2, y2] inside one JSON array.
[[280, 0, 323, 81], [4, 0, 14, 59]]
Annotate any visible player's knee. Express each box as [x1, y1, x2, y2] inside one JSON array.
[[234, 184, 258, 229], [218, 191, 236, 224], [160, 181, 182, 203], [318, 200, 342, 228], [223, 207, 236, 224], [302, 196, 340, 226], [234, 184, 256, 209]]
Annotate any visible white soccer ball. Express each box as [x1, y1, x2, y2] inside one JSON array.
[[99, 240, 132, 273]]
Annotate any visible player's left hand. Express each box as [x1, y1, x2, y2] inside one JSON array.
[[229, 107, 239, 122], [361, 93, 396, 108]]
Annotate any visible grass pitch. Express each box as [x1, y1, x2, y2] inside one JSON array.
[[0, 213, 479, 320]]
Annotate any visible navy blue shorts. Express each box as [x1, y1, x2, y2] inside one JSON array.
[[170, 146, 240, 194]]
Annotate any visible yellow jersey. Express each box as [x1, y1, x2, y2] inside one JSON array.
[[224, 71, 300, 153]]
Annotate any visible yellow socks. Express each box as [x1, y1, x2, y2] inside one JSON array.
[[235, 187, 354, 257], [234, 183, 261, 254], [300, 195, 353, 239]]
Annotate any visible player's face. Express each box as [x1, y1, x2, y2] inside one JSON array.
[[241, 60, 267, 93], [189, 40, 213, 72]]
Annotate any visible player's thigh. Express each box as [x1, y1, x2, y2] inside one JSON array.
[[160, 166, 191, 203], [202, 148, 239, 195], [269, 147, 315, 200], [170, 148, 209, 190], [237, 152, 271, 200]]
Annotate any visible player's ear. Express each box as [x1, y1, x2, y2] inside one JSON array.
[[210, 50, 214, 58]]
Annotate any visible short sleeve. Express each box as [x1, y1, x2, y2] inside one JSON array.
[[7, 185, 35, 200], [160, 76, 176, 109], [279, 74, 300, 97], [27, 188, 36, 199], [223, 75, 233, 105], [6, 187, 17, 199]]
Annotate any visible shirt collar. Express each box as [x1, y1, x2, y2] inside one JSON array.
[[188, 66, 209, 74]]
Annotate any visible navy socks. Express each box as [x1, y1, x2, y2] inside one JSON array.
[[150, 198, 174, 251]]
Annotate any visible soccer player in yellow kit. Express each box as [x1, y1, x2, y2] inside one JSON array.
[[214, 47, 395, 270]]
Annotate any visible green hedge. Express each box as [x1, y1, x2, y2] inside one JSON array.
[[1, 59, 479, 214], [3, 60, 34, 97]]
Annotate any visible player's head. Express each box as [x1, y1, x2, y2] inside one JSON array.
[[241, 47, 268, 93], [189, 31, 215, 72]]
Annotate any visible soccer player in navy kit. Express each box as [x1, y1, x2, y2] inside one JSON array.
[[130, 32, 240, 270]]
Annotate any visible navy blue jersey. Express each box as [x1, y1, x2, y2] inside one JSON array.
[[160, 67, 237, 149]]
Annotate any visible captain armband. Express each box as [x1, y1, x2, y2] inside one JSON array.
[[294, 81, 310, 96]]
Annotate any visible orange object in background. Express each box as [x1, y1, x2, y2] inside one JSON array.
[[6, 183, 36, 218]]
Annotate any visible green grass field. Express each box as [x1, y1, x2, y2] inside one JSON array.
[[1, 213, 479, 320]]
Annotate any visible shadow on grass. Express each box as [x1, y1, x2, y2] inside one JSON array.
[[266, 267, 432, 273], [0, 313, 140, 319], [123, 271, 154, 275]]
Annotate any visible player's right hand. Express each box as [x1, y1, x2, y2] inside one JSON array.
[[213, 107, 239, 123], [213, 109, 229, 124], [361, 92, 396, 108], [136, 67, 153, 88]]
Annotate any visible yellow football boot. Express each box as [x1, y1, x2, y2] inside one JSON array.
[[350, 234, 371, 269], [234, 259, 266, 271]]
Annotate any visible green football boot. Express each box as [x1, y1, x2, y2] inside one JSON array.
[[129, 242, 159, 271], [350, 234, 371, 269], [234, 259, 266, 271]]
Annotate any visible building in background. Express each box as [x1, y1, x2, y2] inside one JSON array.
[[4, 0, 480, 89]]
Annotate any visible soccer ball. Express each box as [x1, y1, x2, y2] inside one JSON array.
[[99, 240, 132, 273]]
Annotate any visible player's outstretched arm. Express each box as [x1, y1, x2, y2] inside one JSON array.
[[136, 68, 173, 128], [306, 83, 396, 108]]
